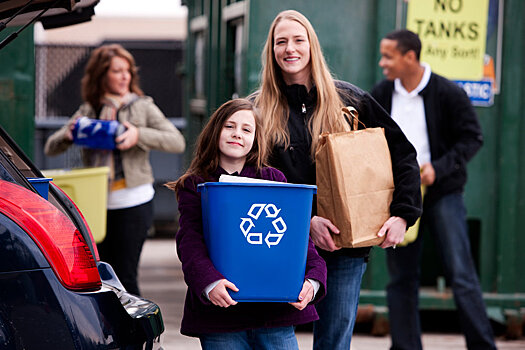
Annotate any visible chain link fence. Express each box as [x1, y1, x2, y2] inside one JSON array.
[[35, 41, 184, 119], [34, 41, 186, 235]]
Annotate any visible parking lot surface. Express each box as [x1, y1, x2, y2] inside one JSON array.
[[139, 238, 525, 349]]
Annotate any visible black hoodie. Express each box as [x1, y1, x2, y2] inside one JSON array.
[[267, 80, 422, 258]]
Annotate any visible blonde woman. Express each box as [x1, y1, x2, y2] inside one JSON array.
[[45, 44, 185, 296], [253, 10, 422, 349]]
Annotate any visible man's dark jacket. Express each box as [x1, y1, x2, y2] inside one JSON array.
[[370, 72, 483, 205]]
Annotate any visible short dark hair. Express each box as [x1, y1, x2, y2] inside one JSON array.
[[385, 29, 422, 61]]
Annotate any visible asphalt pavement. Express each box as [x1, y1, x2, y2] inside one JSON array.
[[139, 238, 525, 350]]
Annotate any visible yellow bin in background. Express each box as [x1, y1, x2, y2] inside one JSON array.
[[43, 167, 109, 243]]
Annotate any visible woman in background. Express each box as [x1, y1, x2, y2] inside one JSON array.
[[45, 44, 185, 296]]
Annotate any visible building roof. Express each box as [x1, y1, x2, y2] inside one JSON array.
[[35, 16, 187, 45]]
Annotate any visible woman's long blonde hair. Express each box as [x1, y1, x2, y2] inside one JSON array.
[[254, 10, 351, 158]]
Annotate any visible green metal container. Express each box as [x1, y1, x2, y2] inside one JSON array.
[[182, 0, 525, 331], [0, 26, 35, 158]]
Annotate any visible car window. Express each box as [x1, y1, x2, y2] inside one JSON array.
[[0, 162, 16, 183]]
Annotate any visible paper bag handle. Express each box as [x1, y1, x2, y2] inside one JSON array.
[[342, 106, 366, 131]]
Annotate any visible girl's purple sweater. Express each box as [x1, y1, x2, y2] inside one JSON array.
[[175, 165, 327, 336]]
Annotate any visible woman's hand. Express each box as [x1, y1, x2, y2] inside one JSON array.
[[208, 279, 239, 308], [310, 216, 341, 252], [289, 280, 314, 310], [64, 115, 82, 141], [116, 121, 139, 150], [377, 216, 407, 249]]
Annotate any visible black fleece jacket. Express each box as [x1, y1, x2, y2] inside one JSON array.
[[371, 73, 483, 206], [267, 81, 422, 258]]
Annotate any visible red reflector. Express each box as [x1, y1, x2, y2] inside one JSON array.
[[0, 180, 101, 291], [51, 182, 100, 261]]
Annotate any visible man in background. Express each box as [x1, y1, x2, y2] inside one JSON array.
[[370, 29, 496, 350]]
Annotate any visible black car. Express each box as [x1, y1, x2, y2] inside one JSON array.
[[0, 1, 164, 349], [0, 125, 164, 350]]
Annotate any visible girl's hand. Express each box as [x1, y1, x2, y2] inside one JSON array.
[[377, 216, 407, 249], [289, 280, 314, 310], [116, 121, 139, 150], [310, 216, 341, 251], [208, 279, 239, 308]]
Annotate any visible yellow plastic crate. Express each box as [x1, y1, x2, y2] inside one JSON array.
[[43, 167, 109, 243], [399, 185, 426, 247]]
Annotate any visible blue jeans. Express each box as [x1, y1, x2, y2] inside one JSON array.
[[199, 326, 298, 350], [313, 255, 367, 350], [386, 193, 496, 350]]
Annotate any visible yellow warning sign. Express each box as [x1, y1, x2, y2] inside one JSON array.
[[407, 0, 489, 80]]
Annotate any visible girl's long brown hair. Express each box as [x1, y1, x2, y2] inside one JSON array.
[[81, 44, 143, 110], [165, 99, 267, 193], [254, 10, 355, 158]]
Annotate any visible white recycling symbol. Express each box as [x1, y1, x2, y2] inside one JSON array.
[[76, 117, 92, 139], [239, 203, 287, 248]]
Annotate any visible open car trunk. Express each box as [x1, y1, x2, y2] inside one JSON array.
[[0, 0, 98, 31]]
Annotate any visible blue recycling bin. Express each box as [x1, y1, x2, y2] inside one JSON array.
[[27, 177, 52, 200], [198, 182, 317, 302]]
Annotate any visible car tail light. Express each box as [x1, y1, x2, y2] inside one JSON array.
[[51, 182, 100, 261], [0, 180, 101, 291]]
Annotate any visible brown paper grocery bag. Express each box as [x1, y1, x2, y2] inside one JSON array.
[[315, 107, 394, 248]]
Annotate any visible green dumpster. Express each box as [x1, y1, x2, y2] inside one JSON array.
[[182, 0, 525, 333]]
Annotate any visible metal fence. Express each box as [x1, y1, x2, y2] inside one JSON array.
[[34, 41, 187, 236], [35, 40, 185, 119]]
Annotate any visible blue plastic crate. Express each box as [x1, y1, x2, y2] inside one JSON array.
[[27, 177, 53, 200], [72, 117, 125, 150], [197, 182, 317, 302]]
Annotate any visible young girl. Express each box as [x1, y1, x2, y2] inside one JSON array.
[[165, 98, 326, 349]]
